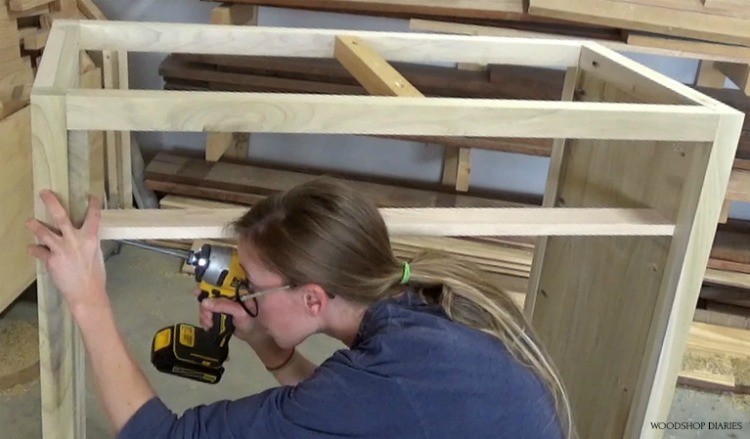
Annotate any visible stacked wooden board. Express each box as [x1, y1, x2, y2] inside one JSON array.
[[527, 0, 750, 48], [199, 0, 626, 40], [155, 0, 750, 396], [160, 54, 560, 157], [0, 0, 64, 313], [159, 53, 750, 196], [145, 152, 750, 306], [145, 157, 750, 394], [203, 0, 750, 83], [0, 0, 109, 314]]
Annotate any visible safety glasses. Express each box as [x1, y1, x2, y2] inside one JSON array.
[[235, 282, 293, 317]]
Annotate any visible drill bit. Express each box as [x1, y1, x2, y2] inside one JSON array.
[[117, 240, 191, 260]]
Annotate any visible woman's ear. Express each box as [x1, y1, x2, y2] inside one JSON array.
[[302, 284, 329, 316]]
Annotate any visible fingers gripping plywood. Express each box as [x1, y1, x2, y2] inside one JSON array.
[[31, 23, 88, 438], [32, 96, 88, 439]]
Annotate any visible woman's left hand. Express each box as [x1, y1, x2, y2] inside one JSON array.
[[26, 190, 108, 316]]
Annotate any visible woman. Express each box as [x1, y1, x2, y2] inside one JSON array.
[[27, 177, 574, 439]]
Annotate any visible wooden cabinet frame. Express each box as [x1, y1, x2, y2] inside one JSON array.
[[31, 20, 743, 439]]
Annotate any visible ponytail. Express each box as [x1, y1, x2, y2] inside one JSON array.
[[405, 250, 576, 439], [231, 176, 575, 438]]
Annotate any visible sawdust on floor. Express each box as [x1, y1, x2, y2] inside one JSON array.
[[0, 381, 34, 398], [730, 393, 750, 410], [0, 320, 39, 395], [682, 350, 734, 376], [731, 357, 750, 389]]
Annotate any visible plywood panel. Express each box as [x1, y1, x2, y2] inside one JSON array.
[[529, 70, 711, 438], [0, 107, 34, 313]]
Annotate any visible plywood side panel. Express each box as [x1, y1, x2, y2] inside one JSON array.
[[0, 107, 35, 313], [529, 71, 710, 438]]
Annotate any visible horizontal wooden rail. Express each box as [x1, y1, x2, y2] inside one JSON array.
[[65, 90, 720, 141], [72, 19, 581, 67], [99, 207, 675, 240]]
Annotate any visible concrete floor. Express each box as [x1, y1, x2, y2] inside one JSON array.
[[1, 245, 749, 438]]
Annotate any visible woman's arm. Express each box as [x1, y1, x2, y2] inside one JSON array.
[[199, 298, 318, 385], [26, 190, 155, 434], [253, 343, 318, 386], [73, 295, 156, 433]]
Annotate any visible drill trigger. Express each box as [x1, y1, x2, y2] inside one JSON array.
[[197, 290, 209, 303]]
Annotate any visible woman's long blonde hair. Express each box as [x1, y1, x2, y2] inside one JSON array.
[[232, 176, 575, 438]]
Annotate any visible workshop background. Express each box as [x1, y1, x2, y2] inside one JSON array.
[[1, 0, 749, 438]]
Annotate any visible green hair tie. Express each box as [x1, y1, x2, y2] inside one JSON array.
[[400, 261, 411, 285]]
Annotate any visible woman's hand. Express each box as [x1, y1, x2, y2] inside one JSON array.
[[196, 291, 267, 344], [26, 190, 107, 317], [196, 291, 292, 363]]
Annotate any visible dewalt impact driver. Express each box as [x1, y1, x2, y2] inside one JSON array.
[[117, 241, 250, 384]]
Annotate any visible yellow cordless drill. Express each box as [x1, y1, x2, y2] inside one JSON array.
[[118, 241, 249, 384]]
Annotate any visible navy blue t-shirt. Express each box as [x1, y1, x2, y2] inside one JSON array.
[[119, 290, 564, 438]]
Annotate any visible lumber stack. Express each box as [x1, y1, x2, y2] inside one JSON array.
[[176, 2, 750, 209], [147, 163, 750, 394], [200, 0, 624, 40], [156, 1, 750, 393], [160, 53, 559, 157], [158, 53, 750, 197], [202, 0, 750, 93], [1, 0, 99, 118], [0, 0, 109, 314], [527, 0, 750, 54], [144, 152, 538, 208], [144, 152, 750, 323], [0, 0, 67, 313]]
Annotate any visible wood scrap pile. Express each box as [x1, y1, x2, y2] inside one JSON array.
[[0, 0, 48, 118], [0, 0, 110, 314], [0, 0, 75, 314]]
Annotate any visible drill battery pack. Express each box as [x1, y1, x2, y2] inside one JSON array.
[[151, 323, 230, 384]]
